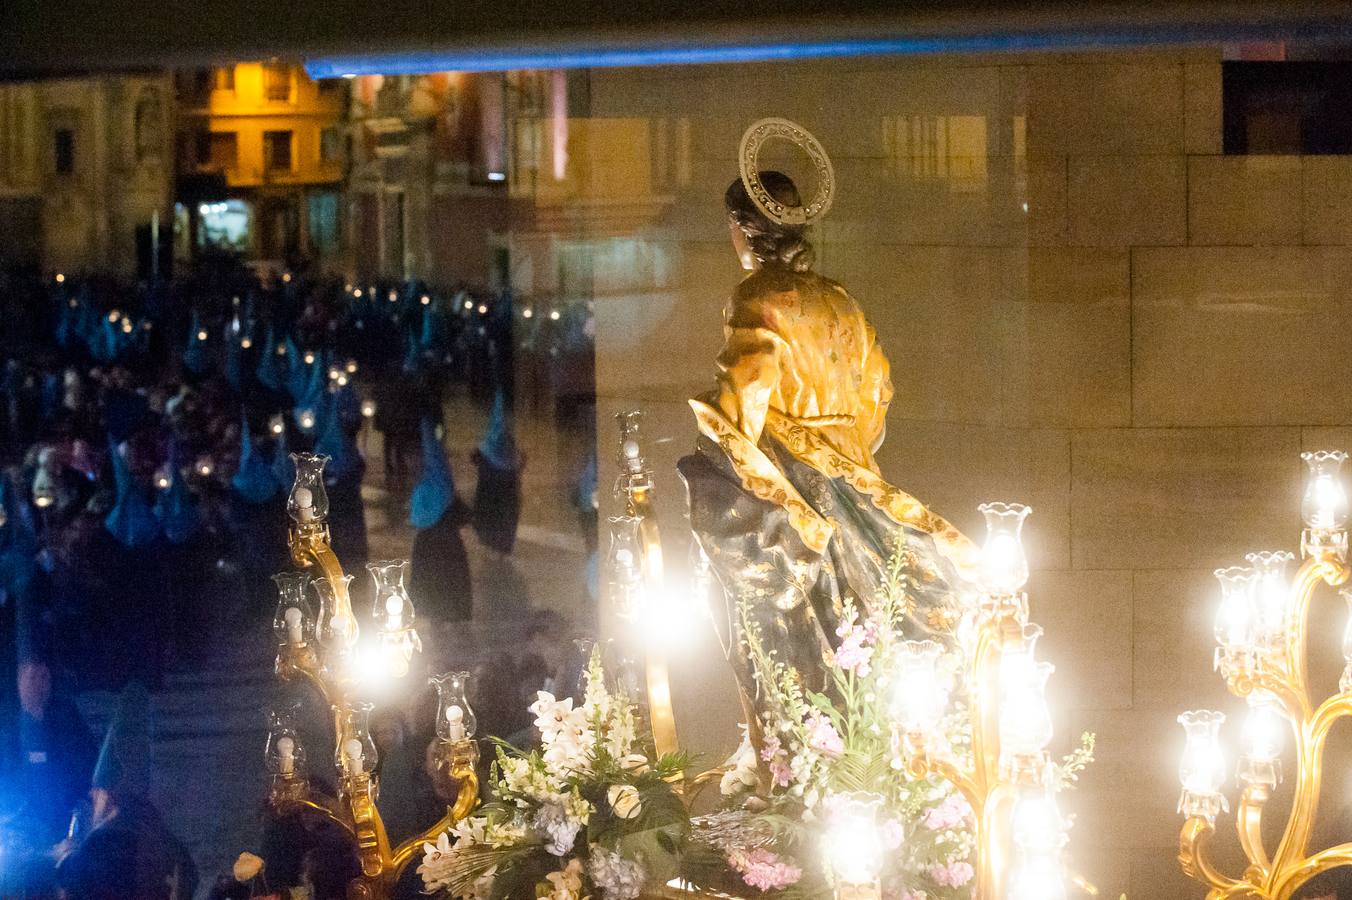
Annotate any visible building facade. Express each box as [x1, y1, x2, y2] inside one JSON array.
[[0, 73, 174, 279], [174, 62, 345, 268]]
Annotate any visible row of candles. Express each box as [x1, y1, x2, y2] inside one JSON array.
[[343, 282, 564, 321], [1178, 450, 1349, 822], [793, 500, 1071, 897], [264, 668, 476, 784]]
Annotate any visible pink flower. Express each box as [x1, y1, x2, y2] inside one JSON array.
[[929, 860, 974, 888], [760, 735, 793, 788], [923, 793, 971, 831], [729, 849, 802, 891], [832, 625, 874, 677], [805, 712, 844, 757], [880, 819, 905, 850]]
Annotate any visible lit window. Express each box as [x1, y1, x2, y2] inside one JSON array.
[[264, 130, 293, 172], [214, 66, 236, 92]]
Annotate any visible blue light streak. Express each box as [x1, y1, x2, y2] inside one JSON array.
[[302, 28, 1198, 78]]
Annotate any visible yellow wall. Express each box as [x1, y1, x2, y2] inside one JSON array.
[[182, 62, 342, 188]]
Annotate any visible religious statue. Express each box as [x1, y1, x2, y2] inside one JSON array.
[[678, 119, 982, 702]]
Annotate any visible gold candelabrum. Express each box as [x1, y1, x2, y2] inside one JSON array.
[[1178, 449, 1352, 900], [897, 502, 1073, 900], [605, 411, 682, 761], [267, 452, 480, 900]]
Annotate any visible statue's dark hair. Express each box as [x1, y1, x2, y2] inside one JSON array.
[[724, 170, 815, 273]]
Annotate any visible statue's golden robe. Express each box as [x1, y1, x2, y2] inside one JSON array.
[[679, 264, 979, 694]]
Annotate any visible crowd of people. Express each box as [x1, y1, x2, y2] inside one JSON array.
[[0, 260, 598, 899]]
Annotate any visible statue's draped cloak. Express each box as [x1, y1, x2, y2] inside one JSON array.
[[679, 264, 980, 697]]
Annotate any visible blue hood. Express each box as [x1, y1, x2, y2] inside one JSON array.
[[104, 441, 160, 549], [231, 418, 280, 504], [410, 419, 455, 529], [477, 389, 519, 471]]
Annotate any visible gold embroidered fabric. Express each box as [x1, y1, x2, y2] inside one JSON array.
[[713, 266, 890, 472], [693, 265, 980, 579]]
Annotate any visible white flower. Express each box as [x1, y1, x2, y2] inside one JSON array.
[[543, 858, 587, 900], [618, 753, 650, 775], [449, 816, 489, 846], [485, 818, 530, 848], [232, 852, 264, 882], [719, 730, 760, 796], [603, 702, 637, 759], [588, 845, 645, 900], [418, 832, 456, 893], [535, 802, 585, 856], [531, 691, 596, 777], [720, 765, 759, 796], [501, 754, 566, 803], [607, 784, 642, 820]]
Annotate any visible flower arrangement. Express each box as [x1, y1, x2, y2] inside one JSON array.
[[420, 537, 1093, 900], [687, 537, 1095, 899], [419, 650, 691, 900]]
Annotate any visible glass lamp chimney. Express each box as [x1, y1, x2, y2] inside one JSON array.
[[1178, 710, 1229, 821], [288, 453, 330, 523], [1000, 661, 1056, 760], [311, 573, 356, 652], [892, 640, 948, 738], [1238, 691, 1284, 788], [430, 671, 477, 742], [366, 560, 418, 677], [977, 501, 1031, 596], [335, 702, 378, 778], [1245, 550, 1295, 649], [823, 792, 885, 891], [1301, 450, 1349, 531], [1213, 566, 1259, 656], [605, 514, 645, 621], [272, 572, 314, 646], [265, 707, 306, 779]]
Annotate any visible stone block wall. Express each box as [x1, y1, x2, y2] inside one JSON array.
[[567, 47, 1352, 897]]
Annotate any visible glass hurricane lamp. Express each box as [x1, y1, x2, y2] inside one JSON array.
[[272, 572, 315, 647], [288, 452, 330, 524], [1178, 709, 1229, 821], [977, 501, 1031, 597], [430, 671, 477, 742]]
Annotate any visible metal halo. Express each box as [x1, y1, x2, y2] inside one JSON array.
[[738, 117, 835, 227]]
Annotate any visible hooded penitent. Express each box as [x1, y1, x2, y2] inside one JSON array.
[[104, 441, 160, 549], [271, 421, 295, 490], [476, 389, 519, 472], [91, 681, 152, 801], [153, 452, 199, 545], [183, 312, 210, 375], [231, 417, 280, 504], [410, 419, 453, 529], [0, 472, 37, 603], [315, 395, 361, 485], [471, 389, 522, 556], [255, 323, 284, 392], [224, 326, 246, 392]]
